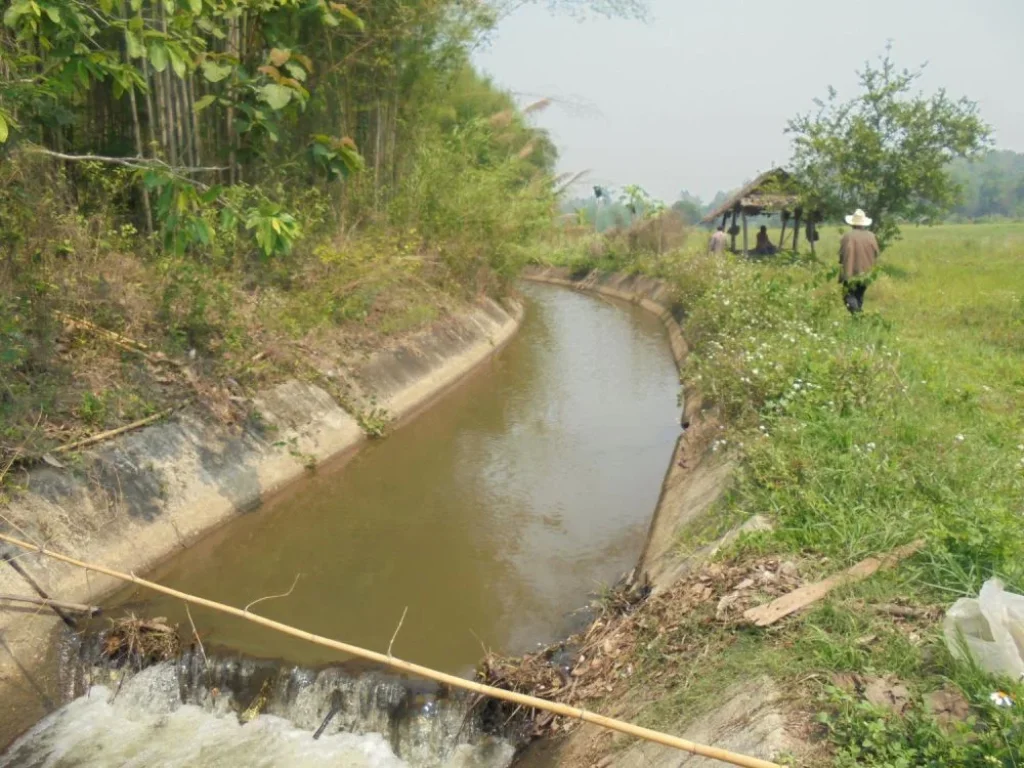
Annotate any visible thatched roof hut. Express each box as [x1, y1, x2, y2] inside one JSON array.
[[702, 168, 817, 255]]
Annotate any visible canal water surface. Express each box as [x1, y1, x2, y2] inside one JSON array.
[[3, 283, 681, 767]]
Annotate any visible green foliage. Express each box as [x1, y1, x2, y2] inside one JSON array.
[[788, 46, 991, 248], [822, 684, 1024, 767], [309, 135, 365, 181], [244, 202, 301, 260], [157, 256, 240, 352]]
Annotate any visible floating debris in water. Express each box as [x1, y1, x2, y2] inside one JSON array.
[[103, 614, 181, 667]]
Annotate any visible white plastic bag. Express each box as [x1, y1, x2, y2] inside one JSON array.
[[944, 578, 1024, 680]]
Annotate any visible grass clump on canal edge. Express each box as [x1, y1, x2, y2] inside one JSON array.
[[521, 222, 1024, 765]]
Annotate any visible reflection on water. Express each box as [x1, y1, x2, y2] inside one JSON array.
[[108, 284, 680, 673]]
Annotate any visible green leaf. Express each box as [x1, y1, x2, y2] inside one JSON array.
[[333, 3, 364, 31], [283, 61, 306, 83], [0, 115, 8, 144], [200, 185, 223, 203], [193, 93, 216, 112], [148, 41, 169, 72], [187, 0, 201, 13], [200, 59, 232, 83], [130, 0, 143, 10], [4, 1, 34, 28], [41, 4, 61, 23], [125, 31, 145, 59], [195, 17, 224, 38], [258, 83, 292, 111], [169, 47, 186, 79]]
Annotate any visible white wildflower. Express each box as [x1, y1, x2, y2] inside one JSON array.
[[955, 434, 966, 443]]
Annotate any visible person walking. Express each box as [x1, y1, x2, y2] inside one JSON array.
[[839, 209, 879, 313], [708, 225, 727, 255]]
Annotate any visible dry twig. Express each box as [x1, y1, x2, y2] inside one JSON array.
[[244, 573, 301, 614]]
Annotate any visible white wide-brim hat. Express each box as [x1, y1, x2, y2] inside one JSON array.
[[845, 209, 872, 227]]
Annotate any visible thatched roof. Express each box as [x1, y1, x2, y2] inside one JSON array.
[[701, 168, 800, 224]]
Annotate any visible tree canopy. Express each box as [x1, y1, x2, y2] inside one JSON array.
[[949, 150, 1024, 220], [787, 47, 991, 248]]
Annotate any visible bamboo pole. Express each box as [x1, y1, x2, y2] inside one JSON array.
[[0, 593, 101, 616], [0, 532, 783, 768]]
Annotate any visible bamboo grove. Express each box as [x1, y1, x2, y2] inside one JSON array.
[[0, 0, 558, 260]]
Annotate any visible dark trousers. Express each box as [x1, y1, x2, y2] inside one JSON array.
[[844, 282, 867, 313]]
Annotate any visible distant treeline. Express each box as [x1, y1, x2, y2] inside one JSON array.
[[949, 150, 1024, 220]]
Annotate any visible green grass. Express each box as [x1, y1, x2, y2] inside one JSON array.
[[537, 221, 1024, 765]]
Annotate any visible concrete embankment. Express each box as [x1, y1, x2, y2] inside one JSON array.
[[0, 297, 522, 747]]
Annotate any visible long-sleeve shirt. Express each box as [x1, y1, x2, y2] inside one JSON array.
[[839, 229, 879, 281]]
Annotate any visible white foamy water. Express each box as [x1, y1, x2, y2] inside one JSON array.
[[2, 687, 407, 768], [2, 664, 515, 768]]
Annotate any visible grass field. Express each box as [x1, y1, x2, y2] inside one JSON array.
[[537, 221, 1024, 765]]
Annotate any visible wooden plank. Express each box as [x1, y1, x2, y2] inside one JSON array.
[[742, 211, 748, 256], [730, 209, 738, 251], [743, 540, 925, 627], [792, 209, 801, 252]]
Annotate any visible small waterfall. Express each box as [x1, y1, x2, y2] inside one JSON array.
[[2, 632, 521, 768]]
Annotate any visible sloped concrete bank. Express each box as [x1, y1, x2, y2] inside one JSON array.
[[0, 297, 522, 747]]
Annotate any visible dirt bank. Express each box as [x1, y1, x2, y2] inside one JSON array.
[[0, 297, 522, 748]]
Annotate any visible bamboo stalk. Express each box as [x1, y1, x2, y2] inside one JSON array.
[[54, 311, 150, 351], [188, 75, 202, 168], [49, 408, 175, 456], [0, 593, 101, 616], [1, 551, 77, 628], [0, 532, 783, 768], [121, 0, 153, 235]]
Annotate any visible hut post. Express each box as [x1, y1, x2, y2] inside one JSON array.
[[793, 208, 802, 252], [742, 210, 749, 256], [778, 211, 789, 250], [730, 208, 739, 252], [720, 212, 728, 231], [809, 218, 817, 256]]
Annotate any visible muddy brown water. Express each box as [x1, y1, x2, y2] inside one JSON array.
[[108, 283, 680, 675]]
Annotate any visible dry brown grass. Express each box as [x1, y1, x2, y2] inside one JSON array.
[[479, 556, 805, 740]]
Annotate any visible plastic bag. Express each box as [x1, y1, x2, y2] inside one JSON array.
[[944, 579, 1024, 680]]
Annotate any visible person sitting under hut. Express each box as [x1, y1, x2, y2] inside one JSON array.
[[754, 225, 776, 255]]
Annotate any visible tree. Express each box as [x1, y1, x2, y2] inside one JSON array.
[[671, 190, 703, 225], [787, 47, 991, 248]]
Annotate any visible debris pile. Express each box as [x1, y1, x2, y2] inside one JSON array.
[[103, 614, 181, 667], [479, 557, 804, 737]]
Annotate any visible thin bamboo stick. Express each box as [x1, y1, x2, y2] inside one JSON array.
[[49, 408, 175, 456], [0, 593, 101, 616], [0, 532, 783, 768]]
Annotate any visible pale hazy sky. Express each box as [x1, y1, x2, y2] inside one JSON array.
[[473, 0, 1024, 202]]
